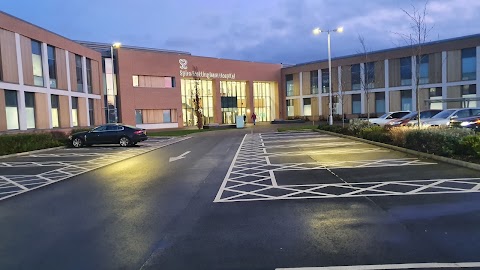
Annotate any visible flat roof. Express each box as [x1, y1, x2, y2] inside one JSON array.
[[290, 33, 480, 68]]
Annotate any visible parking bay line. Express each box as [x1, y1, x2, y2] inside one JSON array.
[[276, 261, 480, 270]]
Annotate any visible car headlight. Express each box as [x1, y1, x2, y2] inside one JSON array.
[[461, 121, 474, 126], [391, 121, 401, 125]]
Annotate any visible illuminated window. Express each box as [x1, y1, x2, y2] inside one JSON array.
[[5, 90, 19, 130], [181, 79, 214, 126], [72, 97, 78, 127], [25, 92, 36, 129], [254, 82, 274, 122], [88, 98, 94, 125], [285, 74, 293, 96], [303, 98, 311, 116], [51, 95, 60, 128], [219, 81, 247, 124], [310, 71, 318, 94], [132, 75, 139, 87], [31, 40, 44, 87], [133, 75, 175, 88]]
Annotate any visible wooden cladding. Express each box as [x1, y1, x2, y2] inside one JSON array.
[[447, 50, 462, 82], [389, 58, 401, 87], [20, 35, 34, 86], [447, 86, 462, 108], [374, 61, 385, 88], [389, 91, 401, 111], [340, 66, 351, 91], [428, 52, 442, 84], [34, 92, 49, 129], [94, 98, 103, 125], [418, 88, 429, 111], [292, 73, 300, 96], [135, 75, 173, 88], [91, 60, 101, 94], [58, 95, 70, 128], [0, 29, 19, 83], [55, 48, 68, 90], [78, 97, 88, 126], [0, 89, 6, 131], [69, 52, 77, 91], [301, 71, 310, 95]]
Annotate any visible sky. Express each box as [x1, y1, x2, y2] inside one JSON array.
[[1, 0, 479, 65]]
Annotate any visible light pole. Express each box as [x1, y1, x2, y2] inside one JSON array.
[[109, 42, 121, 123], [313, 27, 343, 125]]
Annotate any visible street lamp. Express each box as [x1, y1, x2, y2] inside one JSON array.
[[109, 42, 121, 123], [313, 26, 343, 125]]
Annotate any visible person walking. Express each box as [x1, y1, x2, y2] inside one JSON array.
[[243, 114, 247, 124], [251, 112, 257, 125]]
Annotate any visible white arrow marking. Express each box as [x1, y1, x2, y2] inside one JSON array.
[[169, 151, 191, 162]]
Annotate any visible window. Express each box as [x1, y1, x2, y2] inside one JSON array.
[[86, 59, 92, 93], [375, 92, 385, 114], [51, 95, 60, 128], [418, 54, 429, 84], [47, 45, 57, 89], [31, 40, 44, 87], [428, 87, 443, 110], [163, 110, 171, 123], [72, 97, 78, 127], [310, 70, 318, 94], [5, 90, 19, 130], [132, 75, 176, 88], [462, 84, 477, 108], [303, 98, 311, 116], [401, 90, 412, 111], [352, 94, 361, 114], [25, 92, 35, 129], [365, 62, 375, 88], [400, 57, 412, 86], [75, 54, 83, 92], [133, 75, 139, 87], [321, 70, 330, 93], [286, 100, 294, 117], [253, 82, 274, 122], [135, 110, 143, 124], [462, 48, 476, 81], [351, 64, 361, 90], [88, 98, 94, 125], [286, 74, 294, 96]]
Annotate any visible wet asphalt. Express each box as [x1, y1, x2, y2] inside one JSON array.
[[0, 125, 480, 270]]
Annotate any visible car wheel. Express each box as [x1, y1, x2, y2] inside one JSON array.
[[72, 138, 83, 148], [119, 136, 131, 147]]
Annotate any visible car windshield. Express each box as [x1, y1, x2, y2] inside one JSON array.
[[379, 113, 390, 119], [432, 110, 455, 119], [400, 112, 417, 119]]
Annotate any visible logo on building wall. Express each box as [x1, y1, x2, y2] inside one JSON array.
[[179, 59, 188, 70]]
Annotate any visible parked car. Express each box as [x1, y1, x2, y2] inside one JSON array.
[[69, 124, 148, 148], [368, 111, 410, 126], [386, 109, 442, 127], [420, 108, 480, 127], [450, 115, 480, 131]]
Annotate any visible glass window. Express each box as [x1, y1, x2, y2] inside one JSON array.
[[75, 54, 83, 92], [454, 109, 470, 118], [462, 84, 477, 108], [31, 40, 44, 87], [86, 59, 92, 93], [286, 74, 294, 96], [163, 110, 171, 123], [25, 92, 36, 129], [5, 90, 19, 130], [321, 69, 330, 93], [462, 48, 476, 81], [47, 45, 57, 89], [72, 97, 78, 127], [135, 110, 143, 124], [365, 62, 375, 89], [51, 95, 60, 128], [351, 64, 361, 90], [352, 94, 361, 114], [303, 98, 312, 116], [375, 92, 385, 114], [428, 87, 443, 109], [132, 75, 139, 87], [400, 57, 412, 86], [286, 100, 294, 117], [310, 70, 318, 94], [401, 90, 412, 111], [253, 82, 273, 122], [88, 98, 94, 125], [418, 54, 429, 84]]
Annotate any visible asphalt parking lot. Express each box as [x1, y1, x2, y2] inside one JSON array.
[[0, 136, 190, 201], [215, 131, 480, 203]]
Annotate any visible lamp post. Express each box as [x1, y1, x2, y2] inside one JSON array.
[[313, 27, 343, 125], [109, 42, 121, 123]]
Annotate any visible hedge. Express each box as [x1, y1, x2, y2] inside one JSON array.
[[0, 132, 67, 156]]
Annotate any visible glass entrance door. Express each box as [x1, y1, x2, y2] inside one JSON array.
[[222, 111, 236, 124]]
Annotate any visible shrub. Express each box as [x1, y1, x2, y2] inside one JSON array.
[[359, 126, 392, 144], [0, 132, 65, 156], [389, 126, 415, 147], [318, 124, 351, 135], [405, 128, 474, 157], [348, 119, 374, 136], [69, 127, 92, 136], [460, 135, 480, 157]]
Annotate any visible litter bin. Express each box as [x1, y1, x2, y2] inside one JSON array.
[[236, 115, 245, 128]]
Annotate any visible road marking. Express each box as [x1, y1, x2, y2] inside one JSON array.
[[0, 176, 28, 190], [169, 151, 191, 162], [276, 262, 480, 269]]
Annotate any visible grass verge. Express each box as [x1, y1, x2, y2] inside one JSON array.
[[148, 129, 211, 137], [277, 125, 318, 132]]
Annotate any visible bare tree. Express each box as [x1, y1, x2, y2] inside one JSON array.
[[358, 35, 374, 120], [336, 66, 349, 127], [192, 66, 203, 129], [396, 1, 432, 127]]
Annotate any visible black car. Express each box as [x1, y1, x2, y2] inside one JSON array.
[[69, 124, 148, 148], [450, 115, 480, 131]]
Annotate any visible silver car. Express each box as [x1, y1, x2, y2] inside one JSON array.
[[420, 108, 480, 127]]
